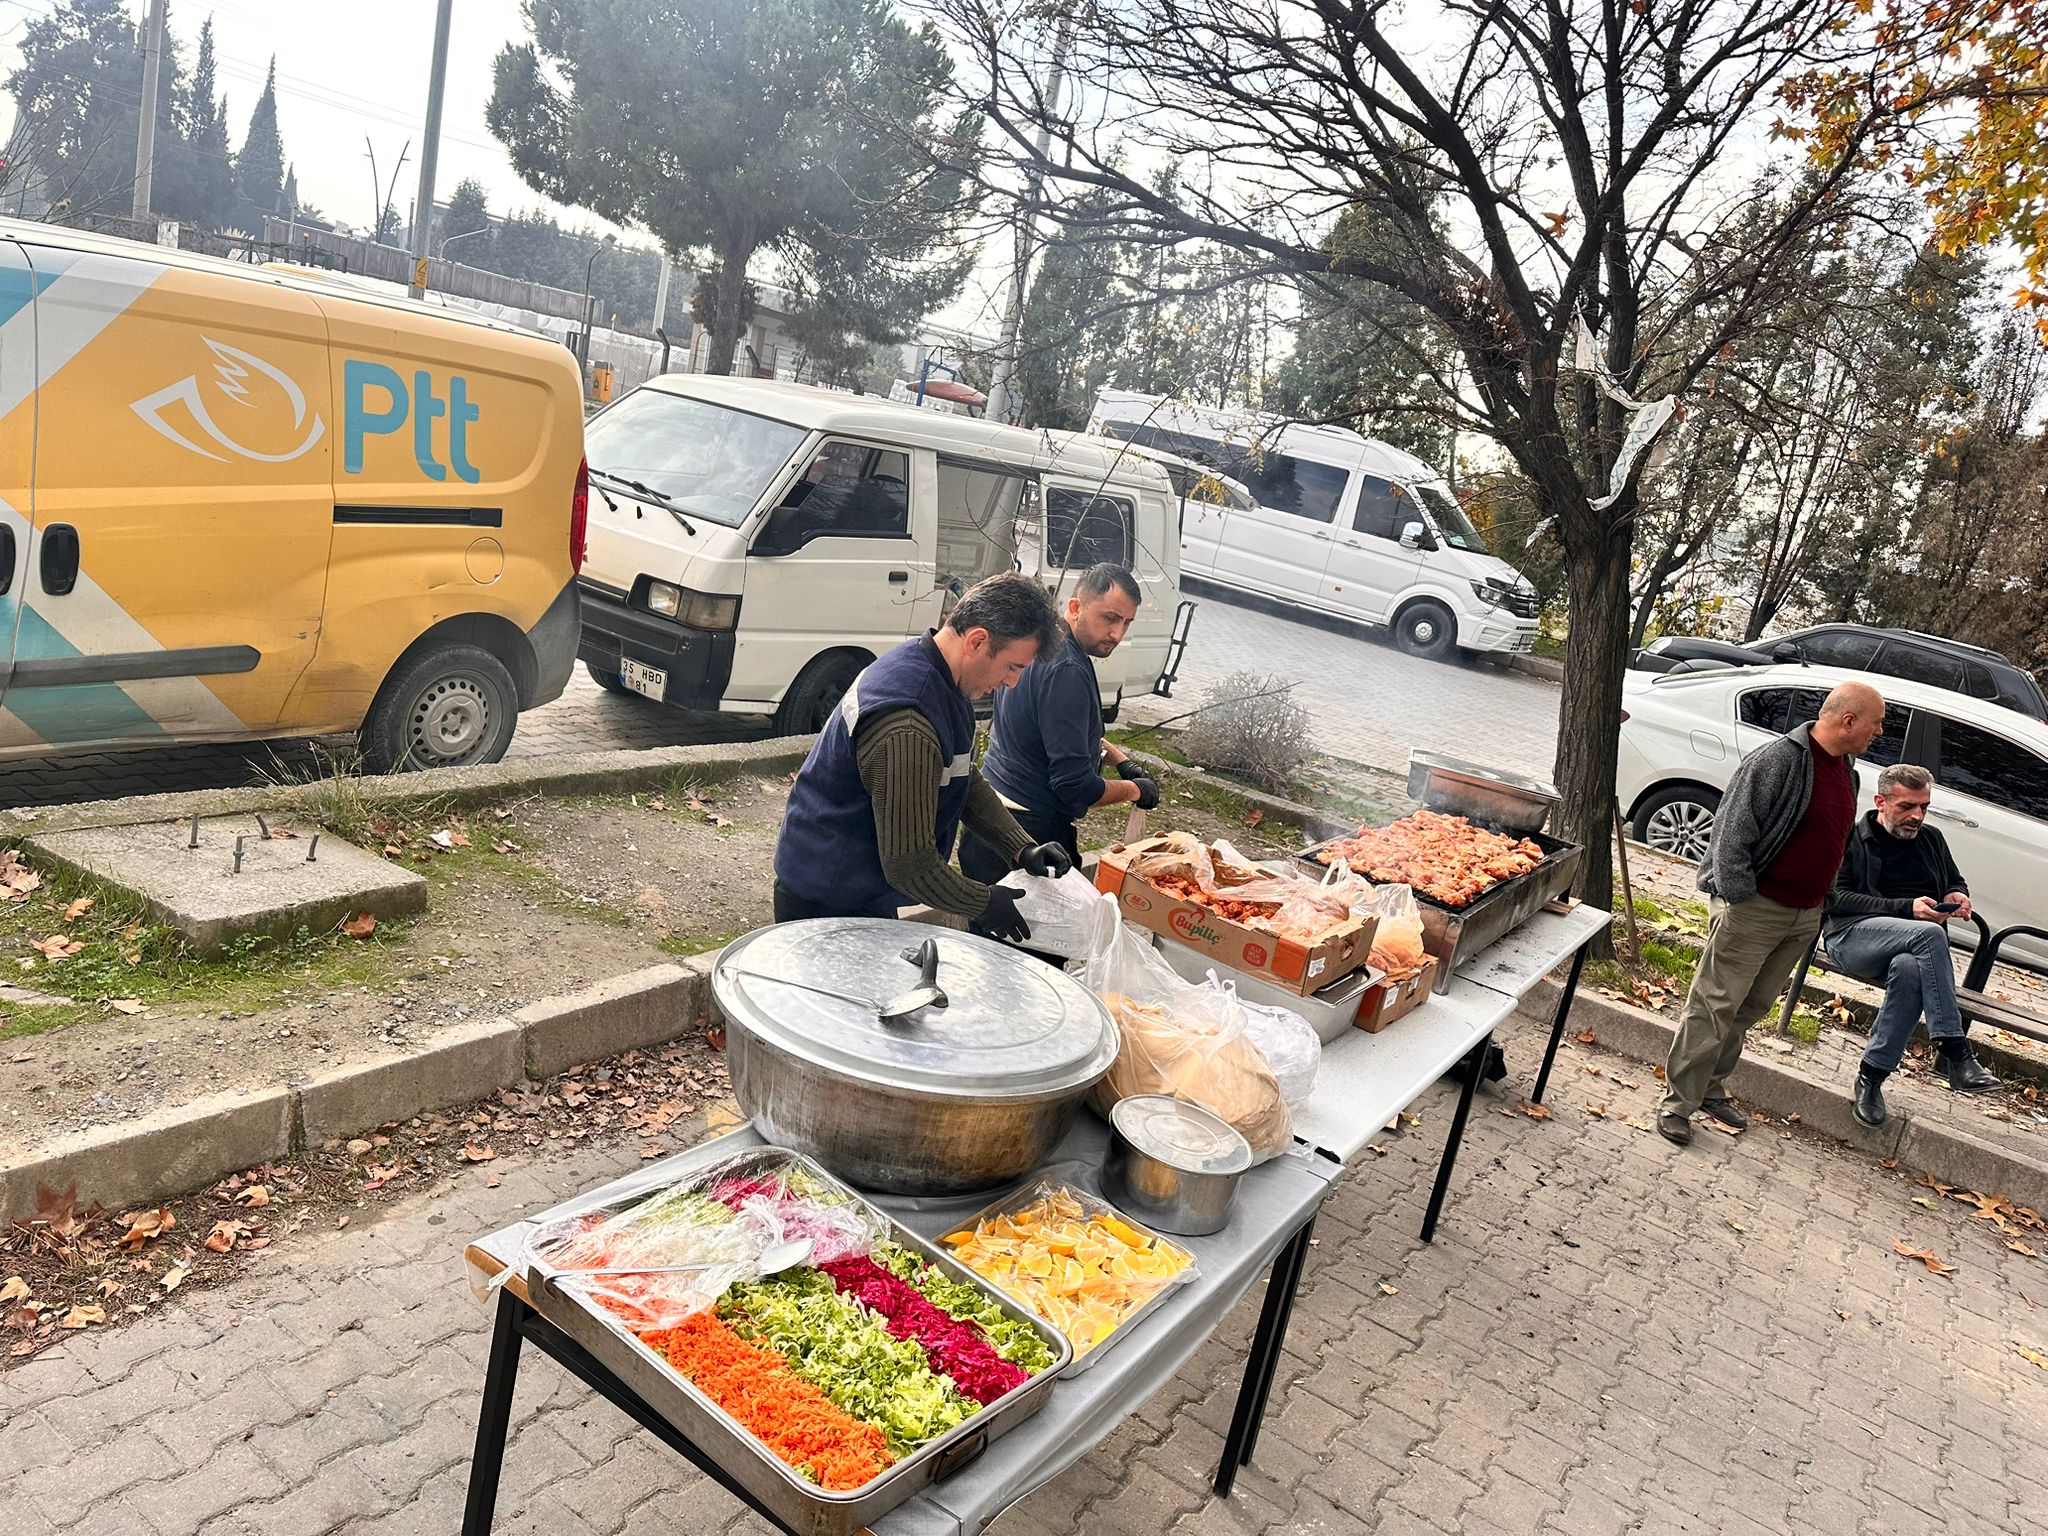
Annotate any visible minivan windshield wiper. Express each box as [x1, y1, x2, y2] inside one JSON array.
[[590, 469, 697, 536]]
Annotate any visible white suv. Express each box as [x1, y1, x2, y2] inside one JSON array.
[[1617, 662, 2048, 961]]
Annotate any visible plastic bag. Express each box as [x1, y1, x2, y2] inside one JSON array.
[[523, 1149, 890, 1330], [1126, 829, 1217, 891], [1222, 980, 1320, 1108], [1357, 882, 1427, 979], [996, 867, 1116, 962], [1079, 911, 1292, 1161]]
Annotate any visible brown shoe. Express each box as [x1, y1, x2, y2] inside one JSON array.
[[1657, 1112, 1693, 1146]]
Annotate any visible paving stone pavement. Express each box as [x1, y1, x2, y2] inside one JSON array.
[[0, 590, 1558, 811], [1124, 585, 1560, 781], [7, 1009, 2047, 1536]]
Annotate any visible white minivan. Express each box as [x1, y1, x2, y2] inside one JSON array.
[[1088, 391, 1538, 660], [576, 377, 1192, 733]]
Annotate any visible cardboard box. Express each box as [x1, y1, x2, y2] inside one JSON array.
[[1094, 838, 1376, 996], [1355, 956, 1437, 1033]]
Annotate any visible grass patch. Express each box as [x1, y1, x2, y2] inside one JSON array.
[[1639, 938, 1698, 986], [1783, 1008, 1824, 1044], [1532, 632, 1565, 661], [1630, 895, 1672, 925], [659, 929, 743, 959]]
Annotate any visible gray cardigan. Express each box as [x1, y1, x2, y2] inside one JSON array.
[[1700, 723, 1839, 905]]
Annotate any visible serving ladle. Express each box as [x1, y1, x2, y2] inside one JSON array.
[[563, 1236, 817, 1283], [727, 938, 948, 1021]]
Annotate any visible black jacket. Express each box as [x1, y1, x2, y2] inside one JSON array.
[[1824, 811, 1968, 939]]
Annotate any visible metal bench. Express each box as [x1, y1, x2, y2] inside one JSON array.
[[1777, 914, 2048, 1048]]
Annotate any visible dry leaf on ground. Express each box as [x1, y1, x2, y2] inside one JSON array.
[[233, 1185, 270, 1208], [341, 910, 377, 939], [31, 935, 83, 960], [2019, 1346, 2048, 1370], [460, 1142, 497, 1163], [58, 1304, 105, 1329], [159, 1264, 188, 1293], [61, 897, 93, 921], [0, 1276, 29, 1304], [1701, 1116, 1742, 1137], [1892, 1238, 1958, 1276], [1518, 1102, 1552, 1121], [116, 1207, 175, 1250], [107, 998, 147, 1015], [1575, 1030, 1598, 1045], [204, 1219, 247, 1254]]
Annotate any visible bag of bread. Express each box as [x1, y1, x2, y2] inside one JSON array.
[[1079, 910, 1292, 1161], [1359, 882, 1427, 979]]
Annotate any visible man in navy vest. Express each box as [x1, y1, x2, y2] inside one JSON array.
[[773, 572, 1074, 939], [960, 563, 1159, 885]]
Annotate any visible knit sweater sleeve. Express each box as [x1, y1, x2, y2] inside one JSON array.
[[964, 769, 1034, 865], [852, 708, 999, 919]]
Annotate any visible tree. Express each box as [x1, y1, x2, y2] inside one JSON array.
[[487, 0, 977, 375], [940, 0, 1941, 927], [171, 15, 235, 228], [232, 59, 284, 233], [440, 177, 490, 253], [5, 0, 146, 222]]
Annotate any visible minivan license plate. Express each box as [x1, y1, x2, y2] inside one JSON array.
[[620, 659, 667, 700]]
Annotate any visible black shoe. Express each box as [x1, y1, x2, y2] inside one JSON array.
[[1657, 1113, 1693, 1146], [1853, 1068, 1888, 1128], [1937, 1041, 2001, 1094], [1702, 1097, 1750, 1131]]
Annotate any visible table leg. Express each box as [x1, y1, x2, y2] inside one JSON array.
[[1421, 1028, 1492, 1244], [1214, 1218, 1315, 1497], [461, 1290, 527, 1536], [1532, 943, 1591, 1105]]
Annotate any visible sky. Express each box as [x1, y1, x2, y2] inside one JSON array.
[[0, 0, 1016, 338]]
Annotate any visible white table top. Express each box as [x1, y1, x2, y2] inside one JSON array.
[[1288, 904, 1609, 1162]]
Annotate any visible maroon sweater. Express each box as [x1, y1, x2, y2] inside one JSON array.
[[1755, 738, 1854, 909]]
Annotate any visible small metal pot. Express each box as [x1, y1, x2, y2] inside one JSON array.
[[1106, 1096, 1252, 1236]]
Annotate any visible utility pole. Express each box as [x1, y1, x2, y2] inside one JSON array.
[[409, 0, 454, 298], [131, 0, 168, 220], [983, 15, 1074, 427], [652, 257, 673, 339]]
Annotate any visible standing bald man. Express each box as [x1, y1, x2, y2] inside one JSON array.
[[1658, 681, 1887, 1145]]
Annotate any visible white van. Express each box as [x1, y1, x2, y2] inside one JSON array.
[[1088, 390, 1538, 660], [576, 377, 1192, 732]]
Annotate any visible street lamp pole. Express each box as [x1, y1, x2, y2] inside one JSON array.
[[440, 224, 489, 260], [577, 234, 617, 381]]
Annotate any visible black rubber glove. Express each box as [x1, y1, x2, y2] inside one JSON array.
[[1114, 760, 1148, 781], [1018, 841, 1074, 879], [1125, 775, 1160, 811], [974, 884, 1032, 944]]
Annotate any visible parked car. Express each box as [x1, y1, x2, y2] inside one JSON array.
[[576, 377, 1191, 734], [1617, 663, 2048, 964], [1632, 624, 2048, 722], [0, 217, 584, 771], [1087, 389, 1538, 661]]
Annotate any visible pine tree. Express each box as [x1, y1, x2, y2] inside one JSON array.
[[231, 58, 284, 233], [175, 15, 234, 227]]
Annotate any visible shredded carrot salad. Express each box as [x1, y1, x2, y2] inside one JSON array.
[[640, 1313, 894, 1490]]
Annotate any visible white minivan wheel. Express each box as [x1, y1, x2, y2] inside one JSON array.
[[362, 643, 520, 773], [1393, 601, 1458, 660]]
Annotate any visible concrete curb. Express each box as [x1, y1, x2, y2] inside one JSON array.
[[2, 958, 720, 1222], [1516, 977, 2048, 1214], [6, 736, 816, 839], [1507, 653, 1565, 682]]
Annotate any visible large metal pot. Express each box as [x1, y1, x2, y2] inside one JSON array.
[[713, 919, 1118, 1196]]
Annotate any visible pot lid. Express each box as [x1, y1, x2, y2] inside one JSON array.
[[1111, 1095, 1253, 1175], [713, 919, 1117, 1101]]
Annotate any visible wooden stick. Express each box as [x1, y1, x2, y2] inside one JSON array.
[[1613, 799, 1641, 959]]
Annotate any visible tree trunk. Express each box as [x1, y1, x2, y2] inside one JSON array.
[[1551, 514, 1636, 959], [704, 244, 751, 378]]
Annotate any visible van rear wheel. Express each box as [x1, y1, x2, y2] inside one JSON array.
[[361, 643, 519, 773], [1393, 601, 1458, 660]]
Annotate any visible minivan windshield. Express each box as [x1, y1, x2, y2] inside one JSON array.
[[1415, 482, 1486, 553], [585, 390, 808, 528]]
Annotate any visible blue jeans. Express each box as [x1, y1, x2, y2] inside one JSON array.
[[1826, 917, 1964, 1073]]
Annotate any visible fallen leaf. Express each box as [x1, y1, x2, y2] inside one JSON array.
[[1585, 1103, 1607, 1119], [640, 1144, 666, 1160], [108, 998, 147, 1016], [159, 1264, 188, 1293], [1518, 1102, 1552, 1121], [1881, 1159, 1900, 1171], [33, 1184, 81, 1241], [234, 1185, 270, 1208], [430, 830, 455, 849], [97, 1277, 121, 1299], [1727, 1218, 1748, 1233], [341, 910, 377, 939], [1912, 1196, 1938, 1209], [2020, 1345, 2048, 1370], [0, 1277, 28, 1304], [59, 1304, 106, 1329], [383, 844, 403, 858], [648, 795, 668, 812], [447, 831, 471, 848], [1244, 807, 1265, 829], [116, 1207, 175, 1250], [62, 896, 94, 921], [335, 1215, 350, 1229], [490, 839, 516, 855], [31, 934, 82, 960], [2009, 1242, 2039, 1258], [1892, 1238, 1958, 1276], [1576, 1030, 1598, 1045], [204, 1220, 244, 1254], [1836, 1308, 1853, 1321], [1700, 1116, 1743, 1137], [460, 1141, 497, 1164], [1377, 1282, 1399, 1295]]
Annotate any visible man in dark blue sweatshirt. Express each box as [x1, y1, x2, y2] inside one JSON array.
[[959, 564, 1159, 884]]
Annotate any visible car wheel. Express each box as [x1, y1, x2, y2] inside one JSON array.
[[1393, 601, 1457, 660], [773, 653, 865, 736], [589, 666, 635, 696], [361, 643, 519, 773], [1633, 785, 1722, 863]]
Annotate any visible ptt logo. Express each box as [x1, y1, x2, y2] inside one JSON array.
[[131, 338, 326, 463], [344, 360, 480, 483]]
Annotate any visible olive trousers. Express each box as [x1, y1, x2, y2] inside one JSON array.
[[1660, 894, 1823, 1119]]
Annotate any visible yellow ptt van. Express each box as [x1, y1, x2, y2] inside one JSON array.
[[0, 218, 585, 772]]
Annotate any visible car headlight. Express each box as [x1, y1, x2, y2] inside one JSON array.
[[1470, 579, 1505, 608], [681, 590, 740, 630], [643, 580, 683, 618]]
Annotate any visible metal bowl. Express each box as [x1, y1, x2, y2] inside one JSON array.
[[1105, 1095, 1252, 1235]]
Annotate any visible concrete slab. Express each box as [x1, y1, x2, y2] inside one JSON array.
[[26, 817, 427, 958]]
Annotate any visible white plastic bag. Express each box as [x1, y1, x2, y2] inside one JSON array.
[[1078, 911, 1293, 1161], [996, 868, 1116, 962], [1220, 979, 1320, 1109]]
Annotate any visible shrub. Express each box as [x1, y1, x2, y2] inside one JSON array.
[[1178, 672, 1316, 791]]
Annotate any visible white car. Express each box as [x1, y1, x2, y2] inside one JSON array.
[[1617, 662, 2048, 964]]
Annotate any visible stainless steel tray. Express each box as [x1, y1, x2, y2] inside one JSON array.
[[524, 1148, 1072, 1536], [1148, 934, 1385, 1042], [1407, 750, 1560, 834], [1297, 827, 1582, 994]]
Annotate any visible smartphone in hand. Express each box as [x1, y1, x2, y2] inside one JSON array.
[[1934, 899, 1962, 913]]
